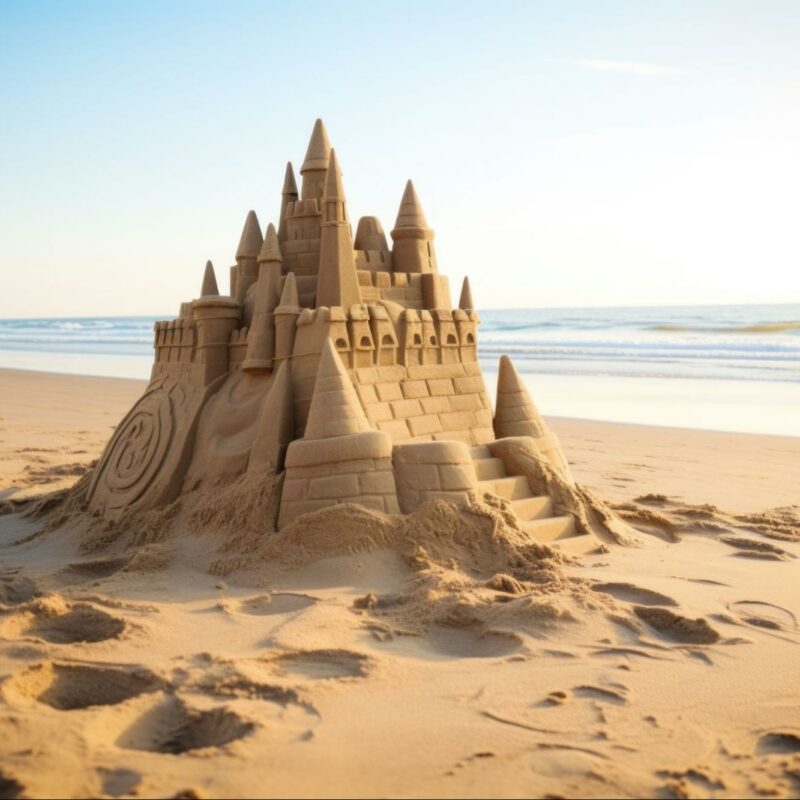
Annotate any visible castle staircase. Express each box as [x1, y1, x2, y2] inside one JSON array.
[[469, 445, 598, 556]]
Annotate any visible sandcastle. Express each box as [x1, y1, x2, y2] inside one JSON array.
[[86, 120, 597, 554]]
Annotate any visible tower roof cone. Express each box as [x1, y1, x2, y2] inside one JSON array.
[[282, 161, 298, 196], [236, 210, 263, 260], [354, 216, 389, 251], [393, 180, 429, 230], [301, 118, 331, 174], [200, 260, 219, 297], [258, 223, 283, 263], [324, 148, 345, 207], [495, 355, 546, 439], [458, 276, 475, 310], [277, 271, 299, 308], [303, 338, 371, 440]]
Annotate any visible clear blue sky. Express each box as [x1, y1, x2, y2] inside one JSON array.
[[1, 0, 798, 316]]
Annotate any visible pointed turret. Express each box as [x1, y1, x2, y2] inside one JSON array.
[[273, 272, 300, 364], [278, 270, 299, 308], [236, 210, 264, 261], [393, 180, 429, 230], [391, 180, 437, 273], [316, 149, 362, 309], [200, 260, 219, 297], [303, 338, 371, 439], [459, 276, 474, 310], [300, 118, 331, 201], [278, 162, 298, 243], [243, 224, 282, 372], [249, 359, 294, 474], [494, 356, 572, 478]]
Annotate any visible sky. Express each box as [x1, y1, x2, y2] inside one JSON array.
[[1, 0, 799, 317]]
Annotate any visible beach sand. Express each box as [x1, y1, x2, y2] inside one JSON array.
[[1, 368, 799, 798]]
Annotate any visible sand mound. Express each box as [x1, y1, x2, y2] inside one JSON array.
[[633, 606, 720, 644]]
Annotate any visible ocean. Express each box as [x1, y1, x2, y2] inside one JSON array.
[[1, 304, 798, 436]]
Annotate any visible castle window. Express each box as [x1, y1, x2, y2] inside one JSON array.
[[381, 334, 393, 345], [360, 336, 371, 347], [429, 336, 437, 345], [466, 333, 475, 344], [447, 334, 457, 344], [413, 334, 422, 345], [335, 338, 348, 349]]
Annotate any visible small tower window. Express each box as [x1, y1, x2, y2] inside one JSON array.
[[466, 333, 475, 344], [429, 336, 437, 345], [360, 336, 371, 347], [335, 338, 348, 349], [413, 334, 422, 345], [447, 334, 457, 344], [381, 334, 393, 345]]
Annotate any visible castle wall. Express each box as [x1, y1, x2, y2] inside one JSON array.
[[393, 440, 478, 513]]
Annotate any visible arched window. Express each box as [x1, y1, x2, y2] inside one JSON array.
[[413, 334, 422, 345], [360, 336, 371, 347], [466, 333, 475, 344], [447, 334, 457, 344], [335, 338, 347, 349], [381, 334, 393, 345]]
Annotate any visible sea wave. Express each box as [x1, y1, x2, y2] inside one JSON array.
[[651, 321, 800, 334]]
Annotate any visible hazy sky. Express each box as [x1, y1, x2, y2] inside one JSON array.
[[1, 0, 799, 317]]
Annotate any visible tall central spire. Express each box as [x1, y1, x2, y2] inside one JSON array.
[[315, 149, 362, 310], [300, 118, 331, 201]]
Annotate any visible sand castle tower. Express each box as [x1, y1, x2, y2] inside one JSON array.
[[85, 119, 595, 554]]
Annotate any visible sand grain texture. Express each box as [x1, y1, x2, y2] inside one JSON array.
[[1, 369, 799, 798]]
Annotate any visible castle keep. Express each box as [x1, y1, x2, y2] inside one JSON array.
[[87, 120, 595, 554]]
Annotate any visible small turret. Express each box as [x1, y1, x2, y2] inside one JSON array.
[[316, 149, 362, 310], [278, 162, 298, 244], [201, 260, 219, 297], [274, 272, 301, 365], [243, 224, 282, 372], [390, 180, 437, 274], [459, 276, 474, 310], [235, 210, 264, 304], [494, 356, 573, 479], [300, 118, 331, 201]]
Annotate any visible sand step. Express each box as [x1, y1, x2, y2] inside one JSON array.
[[469, 444, 492, 460], [521, 515, 576, 542], [550, 532, 601, 556], [510, 495, 553, 521], [478, 475, 531, 501], [473, 457, 506, 481]]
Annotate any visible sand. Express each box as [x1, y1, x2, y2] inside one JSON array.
[[1, 368, 799, 799]]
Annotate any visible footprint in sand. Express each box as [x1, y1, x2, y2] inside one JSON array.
[[0, 771, 25, 800], [269, 649, 371, 680], [97, 768, 141, 798], [633, 606, 720, 645], [729, 601, 797, 632], [2, 662, 161, 710], [239, 593, 318, 616], [757, 731, 800, 755], [592, 582, 678, 607], [117, 695, 254, 754], [426, 627, 524, 659], [573, 684, 629, 705], [1, 598, 126, 644]]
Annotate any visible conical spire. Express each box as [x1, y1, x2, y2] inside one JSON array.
[[258, 223, 283, 264], [304, 339, 371, 439], [495, 356, 546, 439], [323, 148, 345, 211], [393, 180, 429, 230], [200, 260, 219, 297], [249, 360, 294, 474], [277, 271, 299, 308], [282, 161, 298, 197], [236, 210, 263, 260], [459, 276, 474, 310], [316, 149, 362, 309], [301, 118, 331, 174]]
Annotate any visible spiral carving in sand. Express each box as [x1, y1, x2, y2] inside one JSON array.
[[88, 379, 204, 519]]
